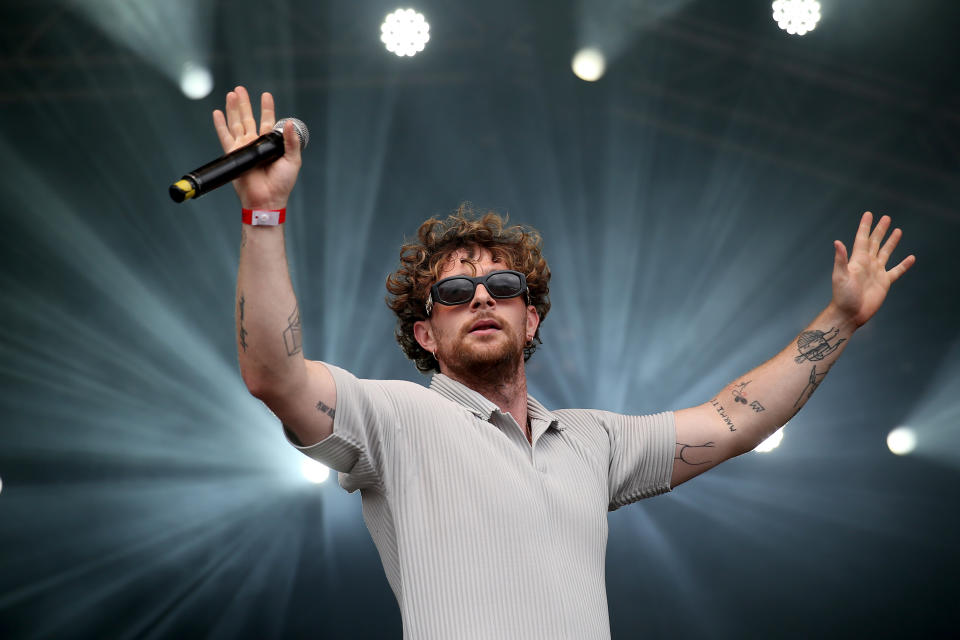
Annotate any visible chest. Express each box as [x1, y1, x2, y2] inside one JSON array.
[[385, 407, 609, 536]]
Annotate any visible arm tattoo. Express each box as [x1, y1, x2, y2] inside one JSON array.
[[238, 294, 249, 353], [795, 327, 845, 363], [794, 364, 828, 408], [240, 226, 248, 249], [283, 303, 302, 356], [731, 380, 766, 413], [675, 441, 715, 466], [316, 400, 336, 419], [710, 397, 737, 432]]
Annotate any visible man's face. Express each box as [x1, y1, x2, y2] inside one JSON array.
[[414, 247, 539, 377]]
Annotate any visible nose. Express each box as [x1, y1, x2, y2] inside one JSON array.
[[470, 283, 495, 308]]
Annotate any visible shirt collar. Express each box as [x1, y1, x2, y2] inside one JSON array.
[[429, 373, 564, 431]]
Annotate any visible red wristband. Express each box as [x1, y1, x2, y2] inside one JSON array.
[[242, 208, 286, 226]]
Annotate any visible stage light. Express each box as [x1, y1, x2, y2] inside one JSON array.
[[754, 426, 785, 453], [180, 62, 213, 100], [301, 458, 331, 484], [0, 475, 3, 495], [381, 8, 430, 57], [572, 47, 606, 82], [887, 427, 917, 456], [771, 0, 821, 36]]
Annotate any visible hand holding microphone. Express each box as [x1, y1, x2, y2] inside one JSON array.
[[170, 86, 307, 208]]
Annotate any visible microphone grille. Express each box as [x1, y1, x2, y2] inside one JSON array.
[[273, 117, 309, 150]]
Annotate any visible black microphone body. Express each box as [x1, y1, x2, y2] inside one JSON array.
[[169, 117, 308, 203]]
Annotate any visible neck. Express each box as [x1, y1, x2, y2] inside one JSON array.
[[442, 361, 529, 434]]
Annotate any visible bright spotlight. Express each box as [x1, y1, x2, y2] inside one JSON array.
[[180, 62, 213, 100], [301, 458, 331, 484], [380, 8, 430, 57], [771, 0, 822, 36], [571, 47, 606, 82], [754, 426, 785, 453], [887, 427, 917, 456], [0, 475, 3, 495]]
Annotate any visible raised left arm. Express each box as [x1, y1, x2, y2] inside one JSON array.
[[671, 212, 915, 487]]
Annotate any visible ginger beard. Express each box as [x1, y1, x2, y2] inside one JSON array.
[[434, 312, 527, 385]]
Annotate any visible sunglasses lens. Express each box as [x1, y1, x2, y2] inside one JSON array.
[[486, 272, 523, 297], [437, 278, 476, 304]]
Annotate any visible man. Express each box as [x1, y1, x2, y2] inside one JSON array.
[[214, 86, 915, 638]]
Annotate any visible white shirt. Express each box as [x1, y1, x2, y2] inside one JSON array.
[[290, 364, 675, 639]]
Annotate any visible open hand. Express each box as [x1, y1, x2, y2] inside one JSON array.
[[831, 212, 916, 328], [212, 86, 302, 210]]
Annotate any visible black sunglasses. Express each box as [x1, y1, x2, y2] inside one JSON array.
[[425, 270, 528, 315]]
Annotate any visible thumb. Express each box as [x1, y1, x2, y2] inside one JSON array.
[[833, 240, 848, 273], [282, 120, 303, 165]]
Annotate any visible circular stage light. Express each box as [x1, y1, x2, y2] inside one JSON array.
[[572, 47, 606, 82], [180, 62, 213, 100], [887, 427, 917, 456], [771, 0, 822, 36], [381, 8, 430, 57]]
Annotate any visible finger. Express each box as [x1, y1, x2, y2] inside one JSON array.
[[887, 254, 916, 283], [225, 90, 243, 138], [851, 211, 873, 257], [833, 240, 848, 273], [259, 92, 276, 135], [868, 214, 891, 255], [212, 109, 233, 152], [235, 86, 257, 137], [282, 120, 302, 165], [877, 227, 902, 266]]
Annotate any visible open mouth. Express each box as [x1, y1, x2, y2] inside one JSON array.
[[469, 319, 501, 333]]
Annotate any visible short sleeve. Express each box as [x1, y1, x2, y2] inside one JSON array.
[[607, 410, 675, 510], [285, 363, 396, 492]]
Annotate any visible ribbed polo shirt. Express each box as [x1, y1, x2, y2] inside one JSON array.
[[291, 363, 675, 639]]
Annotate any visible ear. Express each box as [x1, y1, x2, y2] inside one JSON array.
[[525, 305, 540, 343], [413, 319, 436, 354]]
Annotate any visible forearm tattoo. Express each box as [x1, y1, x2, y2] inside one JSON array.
[[710, 397, 737, 432], [283, 303, 302, 356], [731, 380, 766, 413], [240, 226, 248, 249], [316, 400, 336, 419], [794, 364, 828, 408], [675, 441, 715, 466], [795, 327, 845, 363], [238, 293, 249, 353]]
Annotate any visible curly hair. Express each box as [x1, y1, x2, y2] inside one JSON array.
[[385, 204, 551, 373]]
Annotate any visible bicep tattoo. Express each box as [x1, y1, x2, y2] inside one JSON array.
[[316, 400, 336, 420], [675, 441, 716, 466]]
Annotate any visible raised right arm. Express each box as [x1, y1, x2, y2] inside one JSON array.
[[215, 86, 336, 446]]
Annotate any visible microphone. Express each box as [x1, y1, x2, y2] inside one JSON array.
[[169, 117, 309, 203]]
